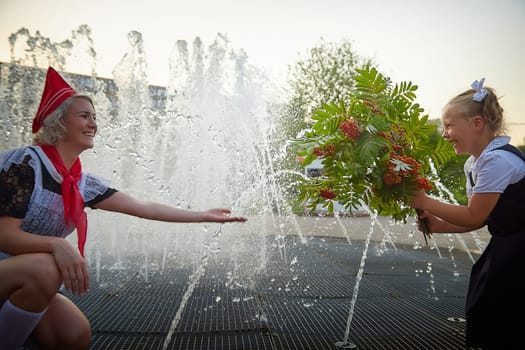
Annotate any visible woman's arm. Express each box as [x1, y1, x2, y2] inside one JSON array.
[[0, 217, 58, 255], [93, 191, 247, 223], [0, 216, 89, 295]]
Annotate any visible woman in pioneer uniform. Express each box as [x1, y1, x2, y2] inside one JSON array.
[[0, 67, 247, 349]]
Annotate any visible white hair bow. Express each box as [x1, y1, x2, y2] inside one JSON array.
[[471, 78, 488, 102]]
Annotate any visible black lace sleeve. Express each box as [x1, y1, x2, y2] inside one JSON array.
[[86, 188, 118, 208], [0, 156, 35, 218]]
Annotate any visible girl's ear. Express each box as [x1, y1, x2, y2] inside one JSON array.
[[471, 115, 485, 129]]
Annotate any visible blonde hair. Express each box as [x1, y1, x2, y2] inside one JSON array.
[[446, 86, 506, 136], [33, 94, 94, 145]]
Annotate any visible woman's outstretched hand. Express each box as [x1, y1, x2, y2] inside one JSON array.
[[203, 208, 247, 223]]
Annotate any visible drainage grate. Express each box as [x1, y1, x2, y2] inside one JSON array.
[[67, 235, 475, 349]]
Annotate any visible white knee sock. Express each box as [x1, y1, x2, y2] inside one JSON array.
[[0, 299, 46, 350]]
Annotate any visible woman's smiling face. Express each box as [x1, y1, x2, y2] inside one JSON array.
[[60, 97, 97, 152]]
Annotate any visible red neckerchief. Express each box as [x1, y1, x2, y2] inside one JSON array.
[[39, 144, 87, 257]]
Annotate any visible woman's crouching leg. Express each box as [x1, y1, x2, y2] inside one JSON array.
[[6, 253, 63, 311], [0, 253, 66, 349], [33, 293, 91, 350]]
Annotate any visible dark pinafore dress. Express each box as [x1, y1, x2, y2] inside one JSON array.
[[465, 144, 525, 349]]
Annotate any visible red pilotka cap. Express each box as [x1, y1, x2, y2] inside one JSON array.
[[32, 67, 77, 133]]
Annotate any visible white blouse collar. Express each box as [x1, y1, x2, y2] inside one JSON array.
[[31, 146, 63, 184]]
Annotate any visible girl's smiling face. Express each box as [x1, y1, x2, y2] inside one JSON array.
[[60, 97, 97, 152], [441, 106, 475, 155]]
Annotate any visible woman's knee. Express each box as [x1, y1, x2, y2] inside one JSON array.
[[35, 294, 91, 350], [49, 315, 91, 350], [30, 253, 62, 288], [10, 254, 63, 306]]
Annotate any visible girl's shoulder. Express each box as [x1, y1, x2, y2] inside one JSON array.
[[493, 144, 525, 163], [488, 147, 525, 170], [479, 137, 524, 167], [480, 145, 525, 186]]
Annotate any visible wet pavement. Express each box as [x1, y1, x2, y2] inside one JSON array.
[[64, 219, 484, 350]]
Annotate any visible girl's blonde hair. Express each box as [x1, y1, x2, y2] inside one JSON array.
[[33, 94, 94, 145], [446, 86, 506, 136]]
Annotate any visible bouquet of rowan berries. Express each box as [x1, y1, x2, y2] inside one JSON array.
[[294, 67, 455, 241]]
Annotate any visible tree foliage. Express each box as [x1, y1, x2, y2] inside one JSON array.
[[288, 38, 373, 119], [272, 39, 372, 213]]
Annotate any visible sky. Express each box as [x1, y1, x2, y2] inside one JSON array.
[[1, 0, 524, 144]]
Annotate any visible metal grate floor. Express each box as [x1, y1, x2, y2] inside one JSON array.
[[66, 235, 476, 349]]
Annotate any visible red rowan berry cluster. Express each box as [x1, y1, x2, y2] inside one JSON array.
[[383, 155, 421, 186], [392, 143, 404, 153], [339, 118, 361, 140], [313, 148, 325, 157], [415, 177, 433, 191], [383, 172, 402, 185], [392, 155, 421, 176], [313, 144, 336, 158], [319, 189, 337, 200], [324, 144, 335, 155], [363, 100, 385, 115]]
